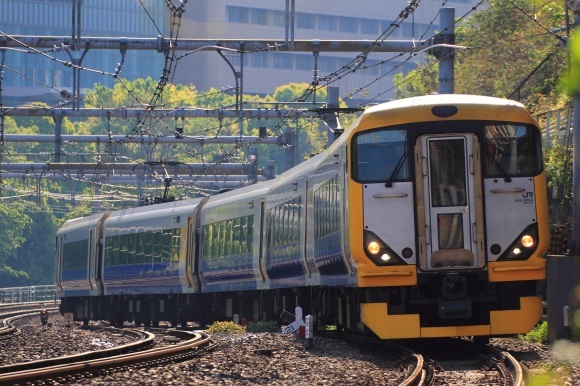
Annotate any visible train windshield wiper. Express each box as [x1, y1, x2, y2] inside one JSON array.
[[385, 150, 407, 188], [489, 156, 512, 182]]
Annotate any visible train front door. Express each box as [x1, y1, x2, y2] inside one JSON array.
[[416, 134, 485, 271]]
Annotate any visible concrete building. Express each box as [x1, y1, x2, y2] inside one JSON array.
[[174, 0, 479, 104], [0, 0, 480, 106], [0, 0, 166, 105]]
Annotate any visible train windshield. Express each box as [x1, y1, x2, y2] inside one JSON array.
[[484, 124, 542, 177], [352, 128, 409, 183]]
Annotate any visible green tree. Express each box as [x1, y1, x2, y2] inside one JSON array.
[[394, 0, 567, 108], [0, 204, 32, 286], [16, 207, 59, 285]]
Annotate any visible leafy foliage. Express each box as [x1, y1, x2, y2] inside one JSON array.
[[519, 321, 548, 343], [394, 0, 567, 108], [206, 321, 246, 333], [245, 320, 280, 333]]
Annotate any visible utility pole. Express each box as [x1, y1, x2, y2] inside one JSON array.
[[435, 8, 455, 94]]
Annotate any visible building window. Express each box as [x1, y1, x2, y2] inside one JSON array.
[[361, 19, 379, 35], [296, 12, 315, 29], [296, 55, 311, 71], [382, 20, 397, 36], [227, 6, 249, 23], [339, 17, 358, 33], [272, 10, 286, 27], [318, 15, 336, 31], [319, 56, 335, 72], [274, 54, 293, 69], [251, 9, 267, 25], [251, 52, 268, 68]]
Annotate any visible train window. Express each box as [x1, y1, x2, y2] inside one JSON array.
[[127, 233, 136, 264], [247, 215, 254, 252], [233, 217, 241, 255], [314, 176, 340, 240], [111, 236, 120, 265], [225, 220, 233, 257], [152, 231, 162, 262], [162, 230, 172, 262], [171, 228, 180, 261], [63, 240, 88, 270], [240, 217, 248, 253], [484, 124, 542, 177], [218, 222, 226, 258], [352, 129, 409, 183], [136, 232, 145, 264], [104, 239, 112, 266], [119, 234, 128, 265], [144, 232, 154, 264]]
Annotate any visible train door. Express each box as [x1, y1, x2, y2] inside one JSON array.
[[88, 229, 96, 290], [185, 216, 194, 287], [55, 236, 63, 290], [416, 133, 485, 270]]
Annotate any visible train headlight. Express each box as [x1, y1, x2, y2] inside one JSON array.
[[380, 254, 391, 262], [521, 235, 535, 248], [363, 230, 406, 266], [499, 223, 539, 261], [368, 241, 381, 254]]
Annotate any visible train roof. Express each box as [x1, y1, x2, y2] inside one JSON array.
[[105, 197, 206, 223], [349, 94, 537, 134], [203, 178, 276, 209], [56, 211, 110, 235]]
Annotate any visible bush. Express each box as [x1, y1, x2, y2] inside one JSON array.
[[245, 320, 279, 333], [206, 321, 245, 333], [519, 321, 548, 343]]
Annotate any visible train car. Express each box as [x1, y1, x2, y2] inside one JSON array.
[[349, 94, 548, 339], [56, 94, 548, 340], [55, 211, 110, 319], [58, 198, 207, 325], [198, 179, 275, 293]]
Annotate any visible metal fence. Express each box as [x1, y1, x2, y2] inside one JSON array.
[[0, 285, 57, 303], [535, 105, 573, 146]]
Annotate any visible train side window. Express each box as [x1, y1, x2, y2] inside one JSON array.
[[119, 234, 128, 265], [247, 215, 254, 252], [127, 233, 136, 264], [484, 124, 542, 177], [352, 128, 409, 183], [136, 232, 145, 264], [171, 228, 180, 261], [144, 231, 154, 264], [240, 216, 248, 254], [104, 239, 112, 266], [233, 217, 241, 255], [153, 231, 163, 263], [162, 230, 172, 262], [225, 219, 233, 257], [112, 236, 120, 266]]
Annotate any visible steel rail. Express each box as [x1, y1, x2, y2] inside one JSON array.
[[0, 329, 210, 384]]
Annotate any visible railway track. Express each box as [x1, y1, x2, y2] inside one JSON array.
[[0, 324, 214, 385], [407, 338, 523, 386], [0, 305, 59, 339], [315, 331, 523, 385]]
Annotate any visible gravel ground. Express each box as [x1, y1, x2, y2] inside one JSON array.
[[490, 337, 580, 386], [0, 313, 136, 366], [1, 314, 578, 385], [80, 332, 408, 385]]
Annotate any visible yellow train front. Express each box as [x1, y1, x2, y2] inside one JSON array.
[[348, 94, 548, 339]]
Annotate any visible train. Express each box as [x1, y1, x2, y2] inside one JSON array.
[[56, 94, 549, 340]]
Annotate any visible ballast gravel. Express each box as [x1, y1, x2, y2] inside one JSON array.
[[0, 313, 578, 385]]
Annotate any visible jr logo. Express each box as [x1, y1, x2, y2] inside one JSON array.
[[515, 191, 534, 204]]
